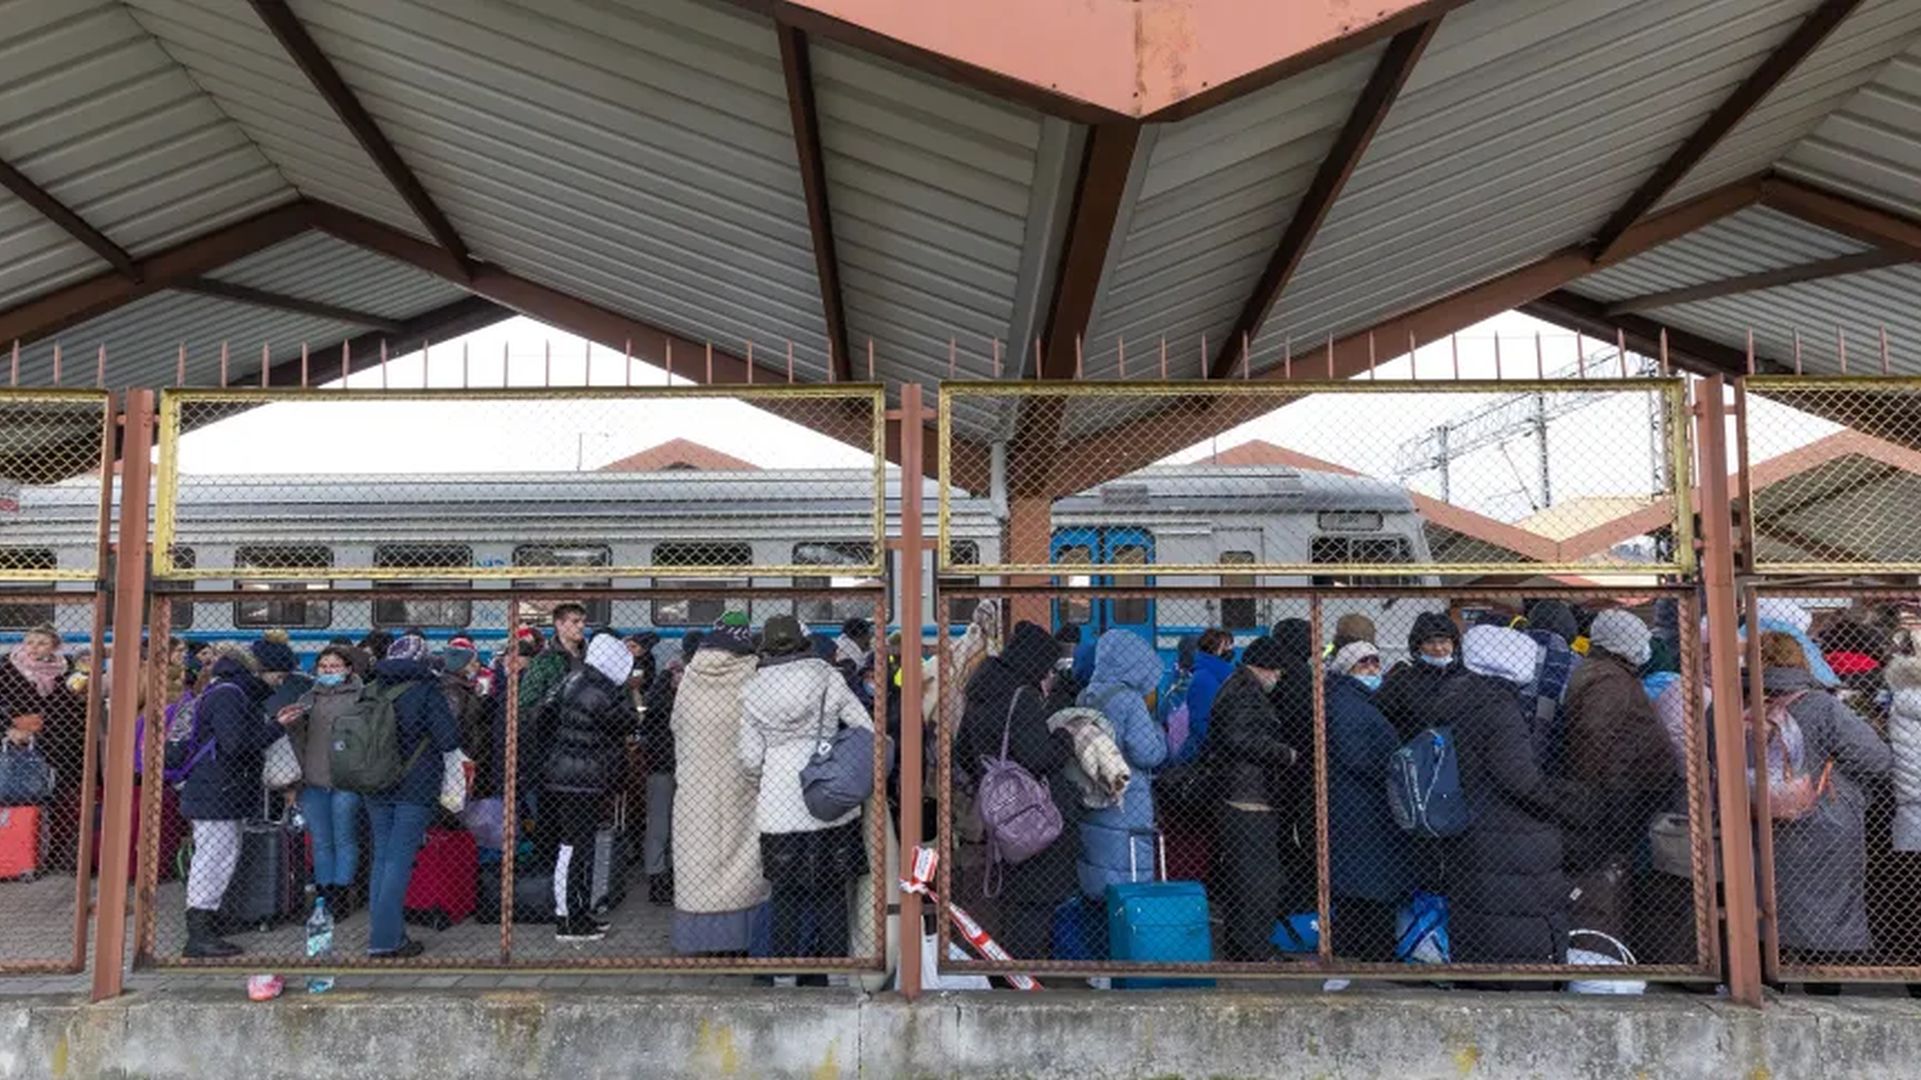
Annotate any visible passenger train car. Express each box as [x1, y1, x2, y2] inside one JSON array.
[[0, 462, 1442, 664]]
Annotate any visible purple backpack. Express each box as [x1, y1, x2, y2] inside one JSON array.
[[976, 687, 1063, 897]]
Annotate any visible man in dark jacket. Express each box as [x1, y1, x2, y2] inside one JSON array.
[[179, 648, 295, 958], [253, 634, 313, 727], [956, 621, 1079, 962], [634, 633, 678, 905], [1377, 611, 1464, 741], [545, 632, 639, 942], [1325, 652, 1415, 961], [1439, 626, 1597, 967], [362, 635, 461, 958], [1209, 636, 1305, 961]]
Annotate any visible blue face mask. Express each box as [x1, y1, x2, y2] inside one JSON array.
[[1355, 673, 1383, 692], [314, 672, 347, 688], [1419, 654, 1454, 669]]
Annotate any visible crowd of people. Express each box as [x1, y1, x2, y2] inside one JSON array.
[[7, 591, 1921, 985]]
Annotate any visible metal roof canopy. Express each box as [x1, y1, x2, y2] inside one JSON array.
[[3, 0, 1921, 485]]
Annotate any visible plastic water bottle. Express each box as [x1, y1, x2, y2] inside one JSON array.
[[305, 894, 335, 994]]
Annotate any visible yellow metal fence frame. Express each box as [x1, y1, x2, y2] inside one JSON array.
[[0, 389, 114, 582], [151, 385, 889, 580], [938, 378, 1696, 578]]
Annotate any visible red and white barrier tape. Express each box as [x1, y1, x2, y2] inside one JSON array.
[[901, 846, 1042, 991]]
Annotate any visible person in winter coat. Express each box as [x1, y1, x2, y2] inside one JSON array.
[[0, 622, 86, 870], [538, 632, 639, 942], [1181, 629, 1235, 765], [739, 616, 874, 978], [1758, 632, 1892, 971], [179, 646, 300, 958], [361, 635, 462, 957], [1561, 609, 1679, 942], [253, 633, 312, 732], [1073, 630, 1168, 900], [1879, 629, 1921, 974], [955, 621, 1081, 961], [634, 634, 679, 907], [1208, 636, 1302, 960], [1439, 625, 1597, 966], [1331, 613, 1377, 654], [435, 642, 488, 772], [290, 646, 365, 918], [518, 603, 590, 775], [1324, 643, 1415, 961], [670, 626, 767, 956], [834, 618, 873, 669], [1377, 611, 1464, 742]]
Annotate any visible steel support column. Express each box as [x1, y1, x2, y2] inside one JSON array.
[[894, 384, 927, 999]]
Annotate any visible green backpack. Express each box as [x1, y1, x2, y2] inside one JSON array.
[[328, 682, 427, 794]]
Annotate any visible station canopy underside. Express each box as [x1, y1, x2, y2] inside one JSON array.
[[4, 0, 1921, 478]]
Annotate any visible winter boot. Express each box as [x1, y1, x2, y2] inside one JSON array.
[[184, 908, 242, 959]]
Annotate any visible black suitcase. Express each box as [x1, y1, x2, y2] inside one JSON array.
[[475, 863, 558, 924], [219, 800, 301, 932]]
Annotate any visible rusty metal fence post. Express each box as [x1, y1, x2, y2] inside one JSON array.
[[1696, 375, 1764, 1006], [895, 383, 927, 999], [92, 389, 156, 1001]]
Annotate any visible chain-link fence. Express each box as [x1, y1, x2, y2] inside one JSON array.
[[1738, 586, 1921, 987], [1737, 377, 1921, 575], [0, 594, 108, 973], [132, 588, 891, 976], [938, 380, 1694, 581], [0, 391, 113, 582], [151, 386, 887, 581], [929, 585, 1715, 985]]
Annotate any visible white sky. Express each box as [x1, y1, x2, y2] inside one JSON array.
[[174, 311, 1835, 523]]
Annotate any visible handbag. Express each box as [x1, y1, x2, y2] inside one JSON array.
[[1648, 812, 1718, 881], [800, 670, 876, 822], [440, 750, 473, 814], [0, 739, 55, 805], [261, 734, 302, 789]]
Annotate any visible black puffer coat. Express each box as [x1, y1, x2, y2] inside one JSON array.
[[957, 621, 1080, 909], [1377, 611, 1464, 742], [1438, 670, 1598, 964], [1210, 667, 1302, 809], [540, 665, 638, 797]]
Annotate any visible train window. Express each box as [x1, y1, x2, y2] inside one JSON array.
[[1109, 543, 1150, 626], [651, 541, 750, 627], [234, 545, 332, 629], [373, 544, 474, 628], [513, 544, 612, 627], [1309, 535, 1414, 586], [0, 548, 55, 629], [162, 547, 195, 629], [941, 541, 980, 625], [1219, 550, 1258, 630], [793, 542, 877, 625], [1055, 543, 1093, 627]]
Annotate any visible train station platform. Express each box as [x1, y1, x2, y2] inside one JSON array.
[[1, 984, 1916, 1079]]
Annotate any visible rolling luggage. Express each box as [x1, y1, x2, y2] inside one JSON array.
[[220, 800, 301, 931], [0, 805, 46, 881], [1104, 831, 1214, 989], [404, 826, 478, 929], [588, 793, 630, 916]]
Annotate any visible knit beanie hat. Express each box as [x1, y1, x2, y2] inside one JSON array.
[[702, 626, 756, 656], [1330, 640, 1382, 675], [1588, 609, 1652, 668], [386, 634, 431, 663], [1241, 636, 1287, 671], [761, 615, 810, 657], [250, 633, 298, 674], [586, 632, 634, 686]]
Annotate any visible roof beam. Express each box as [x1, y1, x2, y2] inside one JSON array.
[[248, 0, 473, 279], [176, 277, 406, 334], [776, 25, 853, 382], [1520, 289, 1765, 378], [1604, 250, 1907, 316], [1590, 0, 1862, 261], [1208, 20, 1437, 379], [0, 156, 137, 279], [306, 201, 978, 482], [257, 294, 511, 387], [0, 201, 316, 350], [1037, 123, 1142, 379], [1760, 175, 1921, 260]]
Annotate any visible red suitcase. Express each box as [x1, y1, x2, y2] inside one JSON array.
[[404, 827, 478, 929], [0, 805, 45, 881]]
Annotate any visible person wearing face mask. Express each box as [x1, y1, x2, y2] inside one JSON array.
[[289, 646, 366, 918], [1207, 636, 1302, 961], [1377, 612, 1464, 742], [1561, 608, 1679, 945], [1323, 638, 1415, 960]]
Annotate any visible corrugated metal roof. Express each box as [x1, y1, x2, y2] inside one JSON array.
[[1253, 0, 1832, 362], [1081, 44, 1388, 379], [122, 0, 425, 236], [813, 42, 1053, 395], [1777, 35, 1921, 220], [277, 0, 833, 374], [0, 0, 294, 307], [1570, 205, 1868, 304], [1663, 0, 1921, 206], [13, 231, 465, 387]]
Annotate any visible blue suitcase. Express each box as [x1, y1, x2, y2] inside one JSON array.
[[1104, 832, 1214, 988]]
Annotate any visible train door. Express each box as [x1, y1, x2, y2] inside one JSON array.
[[1050, 527, 1155, 638]]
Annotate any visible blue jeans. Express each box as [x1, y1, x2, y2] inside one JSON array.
[[364, 798, 431, 953], [298, 786, 363, 888]]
